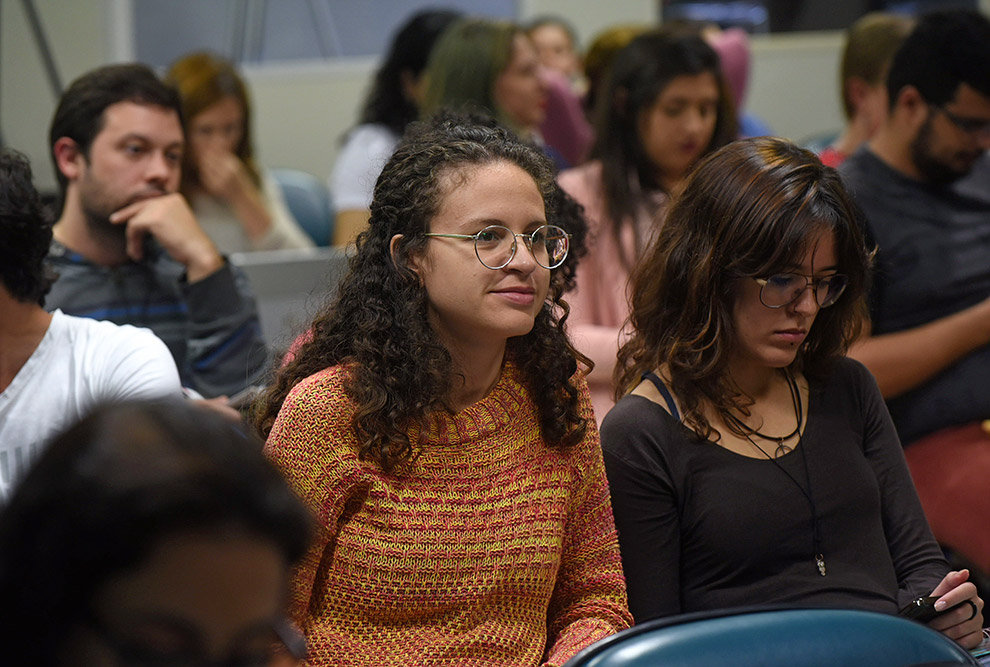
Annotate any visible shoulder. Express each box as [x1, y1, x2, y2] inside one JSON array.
[[339, 124, 399, 157], [50, 311, 181, 395], [600, 393, 677, 461], [817, 356, 875, 389], [558, 161, 603, 195], [809, 357, 883, 414], [282, 364, 354, 411], [54, 311, 169, 355]]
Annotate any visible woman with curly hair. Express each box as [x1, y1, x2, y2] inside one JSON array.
[[601, 137, 984, 648], [254, 116, 631, 665], [558, 29, 736, 420]]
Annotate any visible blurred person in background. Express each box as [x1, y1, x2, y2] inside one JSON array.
[[559, 29, 736, 420], [166, 52, 314, 253], [329, 9, 462, 247], [0, 399, 311, 666], [421, 18, 571, 168], [819, 12, 915, 167]]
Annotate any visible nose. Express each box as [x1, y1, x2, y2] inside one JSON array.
[[145, 150, 173, 186], [790, 283, 820, 316], [504, 236, 539, 274], [684, 107, 708, 137]]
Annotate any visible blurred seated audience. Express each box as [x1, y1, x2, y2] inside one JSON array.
[[526, 15, 585, 90], [254, 115, 631, 665], [421, 18, 568, 168], [842, 10, 990, 575], [558, 29, 736, 420], [582, 24, 650, 120], [45, 64, 268, 400], [166, 52, 313, 252], [819, 12, 914, 167], [0, 150, 181, 501], [704, 26, 774, 138], [0, 399, 312, 665], [602, 137, 984, 650], [329, 9, 462, 247]]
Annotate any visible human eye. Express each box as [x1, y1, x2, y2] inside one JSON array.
[[475, 227, 505, 245], [766, 273, 801, 289], [165, 149, 183, 165], [122, 142, 147, 157]]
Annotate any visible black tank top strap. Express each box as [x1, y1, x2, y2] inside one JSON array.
[[641, 371, 681, 422]]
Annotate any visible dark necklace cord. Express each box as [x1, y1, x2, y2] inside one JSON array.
[[724, 370, 802, 455], [728, 371, 826, 576]]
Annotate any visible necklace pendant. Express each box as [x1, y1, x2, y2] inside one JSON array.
[[816, 554, 826, 577]]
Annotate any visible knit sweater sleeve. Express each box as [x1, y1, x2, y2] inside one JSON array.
[[263, 366, 367, 625], [543, 378, 633, 666]]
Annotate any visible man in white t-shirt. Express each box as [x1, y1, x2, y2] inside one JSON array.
[[0, 150, 181, 499]]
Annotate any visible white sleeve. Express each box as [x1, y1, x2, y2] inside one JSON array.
[[328, 125, 399, 211], [95, 326, 184, 402]]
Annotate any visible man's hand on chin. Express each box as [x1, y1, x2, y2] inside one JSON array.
[[110, 193, 223, 282]]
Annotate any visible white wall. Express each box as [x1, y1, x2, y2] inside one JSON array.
[[3, 0, 848, 194]]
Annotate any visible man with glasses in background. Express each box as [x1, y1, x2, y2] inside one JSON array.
[[840, 9, 990, 582]]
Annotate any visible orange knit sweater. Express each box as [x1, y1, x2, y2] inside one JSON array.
[[264, 361, 632, 666]]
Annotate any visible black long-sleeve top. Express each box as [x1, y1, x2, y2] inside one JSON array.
[[600, 358, 947, 624]]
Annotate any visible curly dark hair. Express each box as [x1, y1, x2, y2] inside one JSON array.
[[254, 114, 589, 469], [0, 149, 54, 305], [615, 137, 872, 442]]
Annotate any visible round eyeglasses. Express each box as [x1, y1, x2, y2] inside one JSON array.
[[423, 224, 571, 270], [754, 273, 849, 309]]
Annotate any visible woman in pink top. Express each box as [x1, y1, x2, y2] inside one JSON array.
[[558, 29, 736, 420]]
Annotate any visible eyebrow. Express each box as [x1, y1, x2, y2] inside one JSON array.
[[117, 133, 185, 151], [455, 217, 547, 231]]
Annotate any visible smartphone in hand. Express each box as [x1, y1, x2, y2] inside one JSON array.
[[899, 595, 963, 622]]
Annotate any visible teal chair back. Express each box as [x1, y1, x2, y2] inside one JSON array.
[[564, 607, 979, 667], [271, 168, 334, 247]]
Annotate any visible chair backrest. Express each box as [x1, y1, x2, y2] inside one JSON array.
[[230, 247, 350, 350], [271, 168, 334, 247], [563, 607, 980, 667]]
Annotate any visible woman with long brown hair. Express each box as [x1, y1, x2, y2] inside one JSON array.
[[166, 52, 312, 252], [601, 137, 984, 648], [558, 29, 736, 420], [253, 116, 630, 665]]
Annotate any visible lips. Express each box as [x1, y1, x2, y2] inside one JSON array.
[[775, 328, 808, 344], [492, 285, 536, 306]]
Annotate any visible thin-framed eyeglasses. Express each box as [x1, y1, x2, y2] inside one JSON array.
[[931, 104, 990, 140], [754, 273, 849, 309], [423, 223, 571, 270]]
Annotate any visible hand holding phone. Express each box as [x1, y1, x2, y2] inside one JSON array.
[[899, 595, 967, 622]]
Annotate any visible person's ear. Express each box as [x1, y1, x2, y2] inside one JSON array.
[[845, 76, 871, 113], [390, 233, 423, 284], [53, 137, 84, 182], [894, 85, 929, 126]]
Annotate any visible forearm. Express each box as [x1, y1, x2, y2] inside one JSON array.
[[182, 262, 268, 396], [849, 300, 990, 398], [229, 185, 274, 243]]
